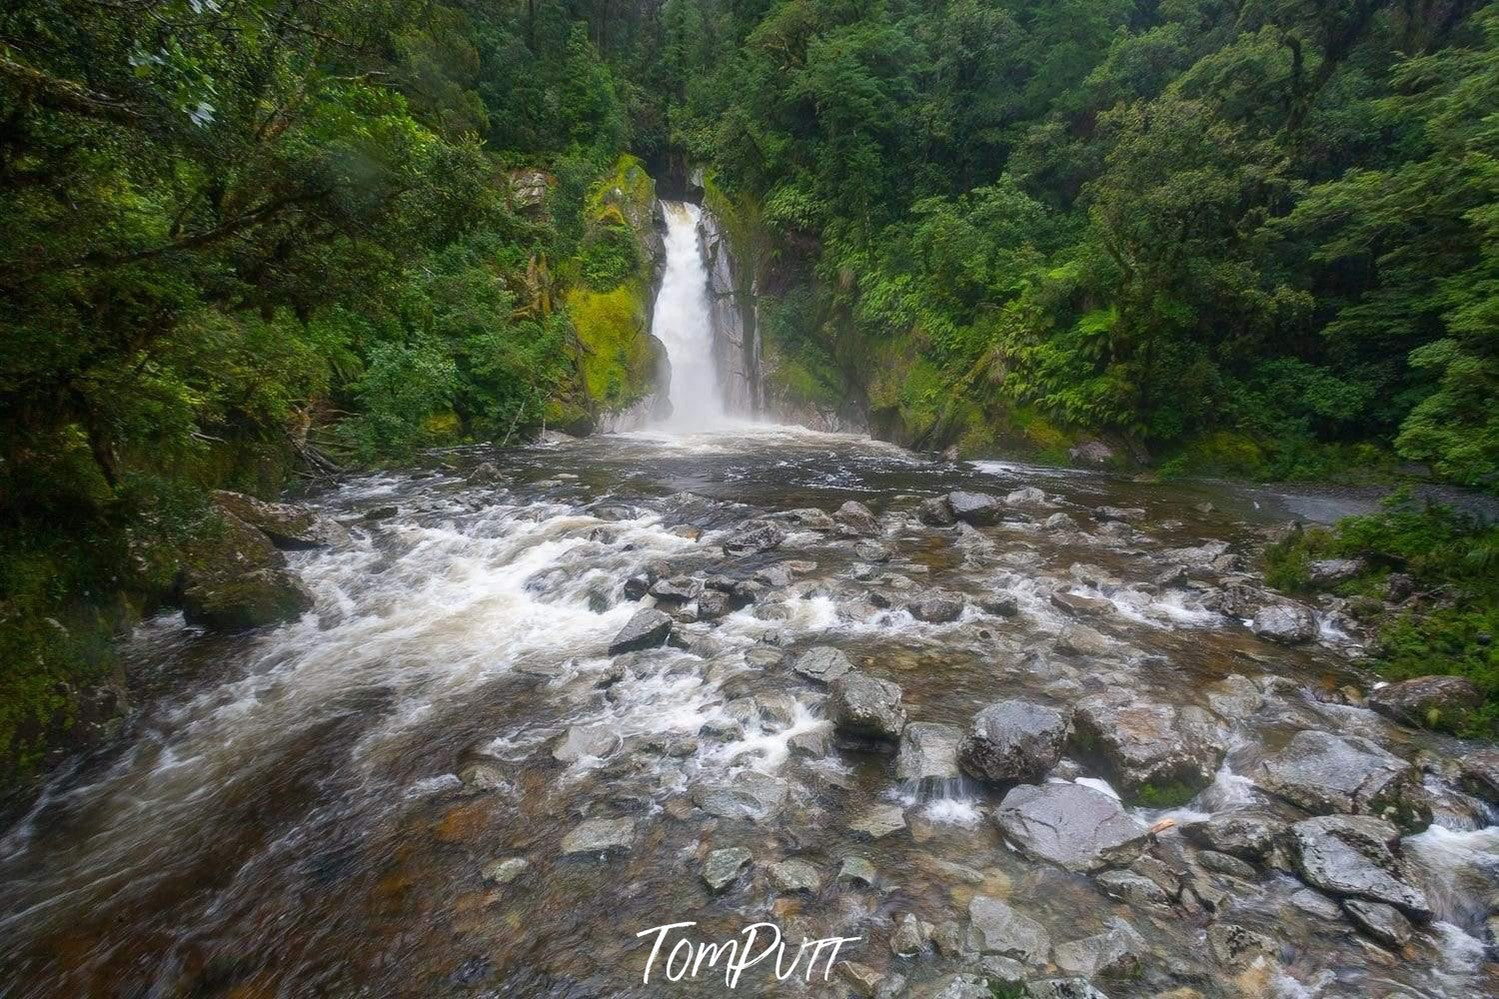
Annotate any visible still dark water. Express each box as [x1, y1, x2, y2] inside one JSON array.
[[1, 426, 1494, 998]]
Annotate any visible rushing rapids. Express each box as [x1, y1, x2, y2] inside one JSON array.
[[1, 206, 1495, 998]]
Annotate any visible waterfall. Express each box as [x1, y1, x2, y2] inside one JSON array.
[[652, 201, 727, 428]]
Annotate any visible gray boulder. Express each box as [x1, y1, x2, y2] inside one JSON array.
[[1092, 506, 1143, 523], [1025, 980, 1110, 999], [1254, 730, 1429, 830], [958, 700, 1070, 784], [994, 783, 1149, 872], [1050, 590, 1114, 617], [560, 817, 636, 856], [829, 673, 907, 740], [1180, 811, 1286, 860], [1006, 486, 1051, 509], [1369, 675, 1482, 728], [607, 608, 673, 654], [1290, 814, 1431, 917], [723, 521, 786, 555], [909, 591, 966, 623], [212, 490, 349, 550], [968, 895, 1050, 963], [1071, 695, 1226, 806], [910, 976, 989, 999], [897, 722, 963, 781], [849, 803, 907, 839], [890, 913, 933, 956], [1052, 919, 1144, 978], [182, 565, 315, 633], [1206, 923, 1275, 968], [1251, 602, 1318, 644], [552, 724, 622, 762], [791, 646, 855, 684], [835, 500, 880, 535], [480, 857, 530, 885], [690, 770, 790, 822], [948, 491, 1002, 526], [1307, 558, 1366, 586], [768, 858, 821, 894], [649, 575, 700, 602], [1343, 899, 1413, 948], [918, 496, 957, 526]]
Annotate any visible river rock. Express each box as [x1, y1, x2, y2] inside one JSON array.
[[839, 962, 898, 999], [839, 856, 878, 886], [1043, 512, 1077, 531], [1069, 440, 1116, 467], [690, 770, 790, 822], [1071, 695, 1226, 805], [1094, 869, 1172, 909], [697, 589, 732, 620], [854, 540, 892, 562], [1204, 674, 1263, 720], [968, 895, 1050, 963], [466, 461, 502, 485], [828, 673, 907, 740], [897, 722, 963, 781], [607, 608, 673, 654], [1289, 887, 1344, 920], [890, 912, 933, 956], [918, 496, 957, 526], [958, 700, 1070, 784], [1306, 558, 1366, 586], [1368, 675, 1482, 728], [849, 803, 907, 839], [1025, 980, 1110, 999], [1254, 730, 1429, 830], [560, 817, 636, 856], [181, 566, 315, 632], [1343, 899, 1413, 948], [835, 500, 880, 535], [1093, 505, 1143, 523], [552, 724, 622, 762], [1180, 811, 1286, 860], [1006, 486, 1051, 509], [908, 591, 965, 623], [723, 520, 786, 555], [994, 783, 1149, 872], [1206, 923, 1275, 968], [791, 645, 855, 684], [783, 507, 836, 531], [1056, 623, 1114, 657], [480, 857, 530, 885], [1050, 590, 1114, 617], [1052, 919, 1144, 978], [1290, 815, 1430, 917], [1459, 749, 1499, 803], [768, 857, 821, 893], [649, 575, 699, 602], [947, 491, 1002, 526], [212, 490, 350, 550], [1196, 850, 1258, 880], [1250, 602, 1318, 644]]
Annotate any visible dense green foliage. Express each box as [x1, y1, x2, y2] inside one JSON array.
[[658, 0, 1498, 484], [1266, 502, 1499, 732]]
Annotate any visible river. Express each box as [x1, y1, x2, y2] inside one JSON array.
[[0, 205, 1495, 998]]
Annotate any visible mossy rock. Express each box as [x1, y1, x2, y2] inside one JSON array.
[[567, 283, 654, 406], [181, 568, 315, 632]]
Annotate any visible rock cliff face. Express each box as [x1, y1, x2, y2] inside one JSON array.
[[699, 206, 761, 416]]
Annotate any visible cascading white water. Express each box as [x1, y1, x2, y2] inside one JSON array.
[[652, 201, 727, 428]]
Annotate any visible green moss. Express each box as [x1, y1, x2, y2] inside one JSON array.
[[1133, 780, 1198, 808], [567, 283, 652, 405], [1159, 431, 1268, 480]]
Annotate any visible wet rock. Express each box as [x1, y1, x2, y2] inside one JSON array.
[[981, 594, 1020, 617], [456, 759, 510, 795], [1006, 486, 1051, 509], [690, 771, 790, 822], [1204, 674, 1263, 720], [828, 673, 907, 740], [768, 857, 821, 894], [181, 567, 315, 632], [890, 912, 933, 956], [1289, 888, 1344, 920], [918, 496, 957, 527], [1196, 850, 1258, 880], [1154, 565, 1189, 589], [361, 505, 399, 522], [560, 817, 636, 856], [1093, 505, 1143, 523], [723, 521, 786, 555], [1025, 980, 1110, 999], [788, 729, 831, 757], [1050, 590, 1114, 617], [466, 461, 503, 486], [958, 699, 1070, 784], [756, 691, 799, 729], [1070, 441, 1117, 467], [910, 974, 988, 999], [212, 490, 350, 550], [835, 500, 880, 535], [1289, 815, 1431, 917], [854, 540, 892, 562], [1344, 899, 1413, 948], [947, 491, 1002, 526], [849, 803, 907, 840], [1043, 512, 1077, 531], [1459, 748, 1499, 803], [697, 590, 733, 620], [908, 591, 965, 623], [1206, 923, 1275, 968], [480, 857, 530, 886], [754, 564, 794, 588], [838, 962, 899, 998], [1180, 812, 1285, 861], [791, 645, 855, 684], [839, 856, 878, 887], [552, 724, 622, 763], [698, 717, 744, 741], [1095, 870, 1172, 909], [995, 783, 1148, 873], [649, 575, 699, 602], [1071, 695, 1226, 806], [607, 608, 673, 654], [968, 895, 1050, 963], [1129, 855, 1184, 902], [1307, 558, 1366, 586], [1250, 602, 1318, 644], [1254, 730, 1429, 830], [783, 507, 836, 531], [1053, 919, 1145, 978], [1056, 623, 1114, 657], [897, 722, 963, 781], [1368, 676, 1483, 729], [932, 920, 980, 959]]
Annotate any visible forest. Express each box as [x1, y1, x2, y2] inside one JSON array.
[[2, 0, 1497, 783]]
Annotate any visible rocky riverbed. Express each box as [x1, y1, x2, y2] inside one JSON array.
[[1, 425, 1495, 998]]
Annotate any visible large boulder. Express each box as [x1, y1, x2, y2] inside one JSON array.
[[1071, 695, 1226, 806], [178, 514, 316, 633], [1289, 815, 1431, 918], [968, 895, 1050, 963], [723, 521, 786, 555], [828, 673, 907, 740], [690, 770, 790, 822], [702, 847, 752, 893], [1250, 602, 1318, 644], [1368, 675, 1482, 729], [917, 496, 957, 527], [1180, 811, 1286, 861], [908, 591, 966, 623], [552, 724, 622, 763], [790, 646, 855, 684], [211, 490, 349, 550], [1052, 919, 1144, 979], [958, 700, 1070, 784], [947, 491, 1002, 526], [896, 722, 963, 781], [835, 500, 880, 535], [1254, 730, 1429, 830], [1306, 558, 1366, 586], [560, 817, 636, 856], [994, 783, 1148, 872], [607, 608, 673, 654]]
